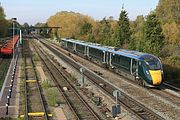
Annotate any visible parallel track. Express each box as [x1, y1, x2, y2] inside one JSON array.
[[40, 40, 165, 120], [22, 40, 49, 120], [163, 82, 180, 92], [32, 40, 101, 120], [47, 40, 180, 106]]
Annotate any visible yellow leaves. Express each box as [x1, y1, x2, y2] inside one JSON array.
[[162, 22, 180, 45], [47, 11, 95, 39]]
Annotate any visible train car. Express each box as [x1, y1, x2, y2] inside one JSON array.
[[60, 38, 163, 87], [0, 35, 19, 56], [108, 49, 163, 86], [88, 44, 109, 64], [61, 38, 109, 63]]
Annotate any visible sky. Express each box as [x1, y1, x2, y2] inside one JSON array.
[[1, 0, 159, 25]]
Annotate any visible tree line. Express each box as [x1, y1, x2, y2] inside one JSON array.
[[47, 0, 179, 82], [0, 1, 179, 82], [0, 6, 20, 38], [0, 6, 9, 38]]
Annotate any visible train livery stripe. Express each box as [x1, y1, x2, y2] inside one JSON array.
[[149, 70, 162, 85]]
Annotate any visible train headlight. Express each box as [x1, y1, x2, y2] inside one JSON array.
[[146, 71, 149, 74]]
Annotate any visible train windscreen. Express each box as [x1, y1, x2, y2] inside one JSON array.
[[141, 55, 161, 70]]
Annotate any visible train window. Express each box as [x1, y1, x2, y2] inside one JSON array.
[[146, 60, 161, 70], [141, 55, 161, 70], [112, 55, 130, 70], [89, 47, 104, 61]]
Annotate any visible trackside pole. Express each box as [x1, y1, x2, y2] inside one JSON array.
[[112, 90, 121, 117], [80, 67, 85, 87], [20, 29, 22, 44]]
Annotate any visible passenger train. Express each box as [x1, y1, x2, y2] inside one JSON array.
[[61, 38, 163, 87]]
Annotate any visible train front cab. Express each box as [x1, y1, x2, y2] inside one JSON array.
[[138, 55, 163, 87]]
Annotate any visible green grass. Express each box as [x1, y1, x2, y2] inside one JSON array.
[[41, 79, 52, 89], [46, 87, 61, 106]]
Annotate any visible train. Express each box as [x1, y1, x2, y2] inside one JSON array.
[[60, 38, 163, 87], [0, 35, 20, 56]]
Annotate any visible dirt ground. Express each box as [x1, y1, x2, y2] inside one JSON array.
[[54, 107, 67, 120]]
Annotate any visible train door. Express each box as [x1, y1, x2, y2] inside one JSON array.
[[105, 52, 109, 64], [131, 59, 138, 76], [86, 46, 89, 57]]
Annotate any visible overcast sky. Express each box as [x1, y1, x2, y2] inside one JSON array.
[[1, 0, 159, 25]]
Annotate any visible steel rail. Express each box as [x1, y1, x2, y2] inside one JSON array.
[[41, 40, 165, 120], [32, 40, 101, 120], [22, 40, 49, 120]]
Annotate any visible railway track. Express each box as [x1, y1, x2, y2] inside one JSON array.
[[31, 40, 101, 120], [46, 40, 180, 106], [163, 82, 180, 92], [22, 40, 49, 120], [37, 39, 165, 120]]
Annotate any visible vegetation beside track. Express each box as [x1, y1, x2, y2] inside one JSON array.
[[0, 59, 11, 90]]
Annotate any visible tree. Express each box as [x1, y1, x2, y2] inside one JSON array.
[[0, 6, 5, 19], [80, 22, 92, 35], [47, 11, 94, 39], [22, 22, 29, 28], [129, 15, 145, 50], [116, 9, 131, 48], [0, 6, 8, 38], [98, 18, 111, 46], [156, 0, 180, 24], [143, 12, 165, 56], [79, 22, 93, 40]]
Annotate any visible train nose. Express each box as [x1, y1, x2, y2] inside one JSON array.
[[149, 70, 162, 85]]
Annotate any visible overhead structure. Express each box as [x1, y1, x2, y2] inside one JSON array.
[[21, 26, 61, 40]]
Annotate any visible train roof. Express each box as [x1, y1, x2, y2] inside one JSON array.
[[62, 38, 109, 51], [88, 44, 109, 51], [62, 38, 88, 46], [109, 49, 160, 60]]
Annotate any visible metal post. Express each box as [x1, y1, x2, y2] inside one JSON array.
[[113, 90, 121, 116], [9, 89, 12, 98], [6, 103, 8, 115], [80, 68, 85, 87], [116, 94, 118, 107], [13, 21, 15, 68], [20, 29, 22, 44], [12, 18, 17, 82], [11, 79, 14, 84], [7, 95, 10, 105]]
